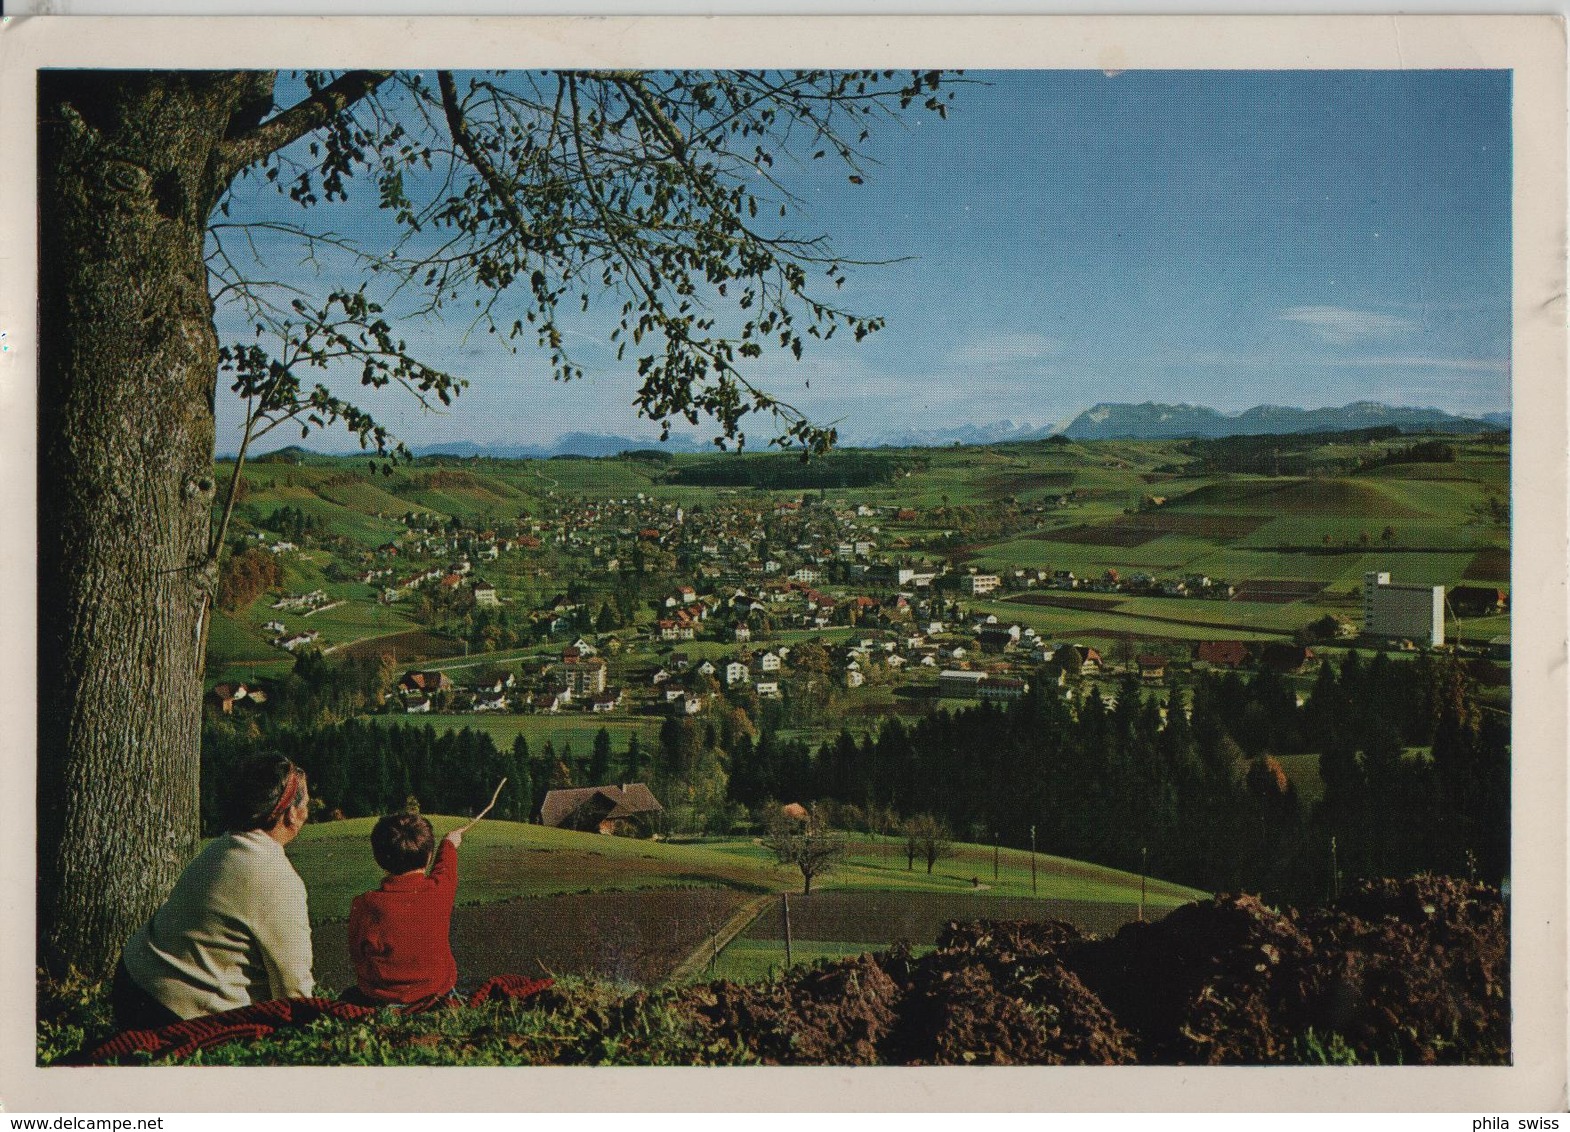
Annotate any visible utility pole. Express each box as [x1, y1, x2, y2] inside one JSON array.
[[782, 893, 793, 968], [993, 832, 999, 882], [1138, 846, 1148, 923], [1030, 824, 1037, 895]]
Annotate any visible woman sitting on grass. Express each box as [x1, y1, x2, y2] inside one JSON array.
[[112, 754, 314, 1030]]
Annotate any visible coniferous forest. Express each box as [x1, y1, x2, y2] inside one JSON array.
[[203, 648, 1507, 910]]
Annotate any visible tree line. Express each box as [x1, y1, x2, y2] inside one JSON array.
[[668, 451, 923, 490], [202, 646, 1506, 910], [726, 651, 1507, 906]]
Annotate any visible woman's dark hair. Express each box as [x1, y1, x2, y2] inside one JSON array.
[[223, 753, 303, 832], [371, 812, 435, 874]]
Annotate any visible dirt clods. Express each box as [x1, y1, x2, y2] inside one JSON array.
[[670, 876, 1507, 1065], [680, 951, 899, 1065]]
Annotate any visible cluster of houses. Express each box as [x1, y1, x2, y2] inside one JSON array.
[[208, 681, 270, 714], [379, 511, 537, 561], [270, 590, 331, 613], [375, 557, 499, 607], [998, 567, 1241, 601], [650, 646, 788, 711], [265, 623, 321, 652], [242, 530, 299, 556], [394, 668, 517, 715]]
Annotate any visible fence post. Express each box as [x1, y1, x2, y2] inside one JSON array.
[[782, 893, 793, 969], [1030, 824, 1037, 895]]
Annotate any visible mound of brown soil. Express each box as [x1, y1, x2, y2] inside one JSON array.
[[883, 927, 1137, 1065], [1070, 892, 1316, 1063], [668, 876, 1507, 1066], [677, 952, 900, 1065], [1290, 876, 1508, 1065]]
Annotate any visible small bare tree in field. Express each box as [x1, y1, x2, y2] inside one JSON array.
[[763, 807, 847, 895], [902, 813, 955, 875]]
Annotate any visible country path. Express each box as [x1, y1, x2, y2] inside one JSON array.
[[664, 892, 777, 984]]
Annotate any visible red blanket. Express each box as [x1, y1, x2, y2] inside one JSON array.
[[81, 975, 553, 1065]]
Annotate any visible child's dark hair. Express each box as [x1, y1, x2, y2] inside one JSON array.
[[371, 811, 435, 874]]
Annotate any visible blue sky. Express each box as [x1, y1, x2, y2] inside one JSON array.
[[213, 69, 1512, 452]]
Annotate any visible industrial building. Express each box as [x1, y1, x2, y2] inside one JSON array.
[[1362, 572, 1445, 647]]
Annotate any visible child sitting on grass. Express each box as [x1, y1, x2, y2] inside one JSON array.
[[344, 812, 462, 1007]]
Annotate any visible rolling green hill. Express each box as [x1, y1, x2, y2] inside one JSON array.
[[288, 816, 1206, 924]]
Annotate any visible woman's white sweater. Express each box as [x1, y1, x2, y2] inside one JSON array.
[[121, 829, 314, 1019]]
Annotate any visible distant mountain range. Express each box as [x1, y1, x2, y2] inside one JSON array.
[[863, 401, 1508, 446], [1053, 401, 1506, 441], [411, 431, 710, 460], [238, 402, 1508, 460]]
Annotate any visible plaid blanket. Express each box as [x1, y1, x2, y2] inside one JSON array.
[[81, 974, 553, 1065]]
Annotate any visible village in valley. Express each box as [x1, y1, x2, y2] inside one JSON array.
[[205, 426, 1512, 837]]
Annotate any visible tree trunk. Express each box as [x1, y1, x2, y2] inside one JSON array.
[[37, 71, 267, 977]]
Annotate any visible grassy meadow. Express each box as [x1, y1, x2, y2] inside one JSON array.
[[287, 816, 1206, 986]]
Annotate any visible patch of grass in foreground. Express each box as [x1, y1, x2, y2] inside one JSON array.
[[703, 938, 928, 984], [38, 976, 761, 1067]]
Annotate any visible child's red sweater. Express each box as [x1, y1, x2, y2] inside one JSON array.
[[347, 838, 459, 1004]]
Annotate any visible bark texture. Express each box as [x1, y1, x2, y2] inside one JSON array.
[[37, 72, 271, 977]]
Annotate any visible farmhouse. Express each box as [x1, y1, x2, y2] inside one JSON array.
[[1056, 645, 1102, 675], [540, 783, 664, 836], [1193, 640, 1252, 669], [1449, 586, 1508, 617], [978, 625, 1021, 653], [472, 688, 510, 712], [398, 670, 452, 695], [1260, 643, 1316, 675], [209, 682, 263, 714]]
